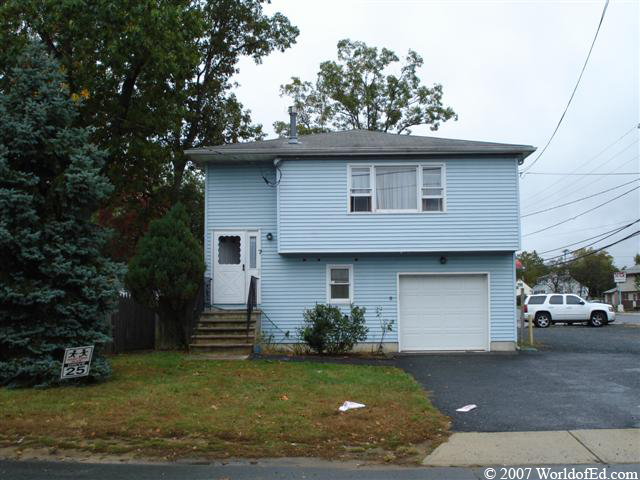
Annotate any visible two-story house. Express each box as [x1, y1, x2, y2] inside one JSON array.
[[186, 111, 535, 353]]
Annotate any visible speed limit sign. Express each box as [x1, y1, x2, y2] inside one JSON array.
[[60, 346, 94, 379]]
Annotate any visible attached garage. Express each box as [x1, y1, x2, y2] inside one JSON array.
[[398, 273, 490, 351]]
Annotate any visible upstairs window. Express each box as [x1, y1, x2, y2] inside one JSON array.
[[350, 167, 372, 212], [348, 164, 445, 213], [421, 166, 444, 212], [376, 166, 417, 211]]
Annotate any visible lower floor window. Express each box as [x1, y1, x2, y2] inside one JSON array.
[[327, 265, 353, 303]]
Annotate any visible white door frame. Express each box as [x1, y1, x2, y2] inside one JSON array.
[[211, 228, 261, 305], [396, 272, 491, 352]]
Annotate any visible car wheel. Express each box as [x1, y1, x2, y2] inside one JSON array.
[[534, 312, 551, 328], [590, 312, 605, 327]]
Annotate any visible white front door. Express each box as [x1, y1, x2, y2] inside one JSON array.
[[212, 230, 261, 305], [213, 231, 246, 304]]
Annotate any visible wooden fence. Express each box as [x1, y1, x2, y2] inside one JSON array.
[[105, 293, 156, 353]]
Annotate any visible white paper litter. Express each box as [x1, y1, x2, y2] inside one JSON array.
[[338, 401, 366, 412], [455, 404, 477, 412]]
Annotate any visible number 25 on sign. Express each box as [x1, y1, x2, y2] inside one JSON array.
[[60, 346, 94, 379]]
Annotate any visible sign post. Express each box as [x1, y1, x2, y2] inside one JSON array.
[[60, 346, 94, 380], [613, 272, 626, 313]]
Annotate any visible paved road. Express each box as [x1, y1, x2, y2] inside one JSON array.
[[617, 312, 640, 325], [396, 324, 640, 432], [2, 460, 639, 480]]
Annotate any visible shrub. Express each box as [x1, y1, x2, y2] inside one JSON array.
[[125, 203, 205, 348], [299, 304, 369, 354]]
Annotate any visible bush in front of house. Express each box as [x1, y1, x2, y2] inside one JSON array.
[[299, 304, 369, 354], [125, 203, 205, 349]]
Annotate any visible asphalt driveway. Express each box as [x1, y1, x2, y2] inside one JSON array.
[[396, 324, 640, 432]]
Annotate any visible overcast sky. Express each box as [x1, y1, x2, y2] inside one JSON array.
[[234, 0, 639, 268]]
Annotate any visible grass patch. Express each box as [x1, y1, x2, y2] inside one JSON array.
[[0, 352, 448, 462]]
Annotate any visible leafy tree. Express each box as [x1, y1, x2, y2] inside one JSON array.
[[634, 253, 640, 265], [274, 39, 457, 136], [516, 250, 549, 287], [568, 249, 616, 299], [0, 44, 124, 388], [125, 204, 205, 349], [0, 0, 299, 259]]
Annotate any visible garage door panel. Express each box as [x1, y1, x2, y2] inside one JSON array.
[[399, 274, 489, 351]]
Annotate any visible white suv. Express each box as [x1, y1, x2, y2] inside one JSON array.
[[524, 294, 616, 328]]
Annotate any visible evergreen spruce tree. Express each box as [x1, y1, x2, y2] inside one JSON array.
[[0, 43, 124, 387], [125, 204, 205, 349]]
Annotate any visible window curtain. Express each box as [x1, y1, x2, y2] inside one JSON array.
[[376, 166, 417, 210], [351, 167, 370, 193]]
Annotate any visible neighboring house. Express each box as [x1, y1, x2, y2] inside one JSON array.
[[516, 280, 532, 296], [604, 265, 640, 310], [186, 113, 535, 352], [532, 274, 588, 297]]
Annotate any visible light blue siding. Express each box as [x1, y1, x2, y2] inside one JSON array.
[[277, 157, 521, 253], [205, 156, 521, 347], [204, 163, 278, 281], [257, 252, 516, 344], [205, 163, 517, 345]]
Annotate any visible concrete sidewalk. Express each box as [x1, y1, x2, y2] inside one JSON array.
[[423, 429, 640, 467]]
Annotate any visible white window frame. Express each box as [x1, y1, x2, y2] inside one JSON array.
[[347, 163, 446, 214], [326, 264, 353, 304], [420, 165, 446, 213], [348, 165, 373, 213]]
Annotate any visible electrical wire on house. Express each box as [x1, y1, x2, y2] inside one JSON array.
[[522, 185, 639, 237], [520, 0, 610, 176], [261, 164, 282, 187], [537, 219, 640, 255], [521, 178, 640, 218]]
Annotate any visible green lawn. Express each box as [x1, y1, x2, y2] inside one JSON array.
[[0, 353, 449, 462]]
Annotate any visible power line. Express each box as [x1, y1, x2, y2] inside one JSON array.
[[521, 178, 640, 218], [536, 219, 640, 255], [520, 0, 610, 175], [543, 230, 640, 266], [522, 138, 638, 205], [541, 220, 640, 262], [545, 219, 640, 236], [522, 185, 639, 237]]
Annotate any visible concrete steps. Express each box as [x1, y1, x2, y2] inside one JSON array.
[[189, 309, 259, 355]]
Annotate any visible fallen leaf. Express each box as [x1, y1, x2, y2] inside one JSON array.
[[280, 395, 289, 401]]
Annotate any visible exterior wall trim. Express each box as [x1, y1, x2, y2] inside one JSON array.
[[396, 271, 491, 352]]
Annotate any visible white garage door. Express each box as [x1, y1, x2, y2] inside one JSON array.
[[398, 274, 489, 351]]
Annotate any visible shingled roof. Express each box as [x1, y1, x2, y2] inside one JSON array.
[[185, 129, 536, 164]]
